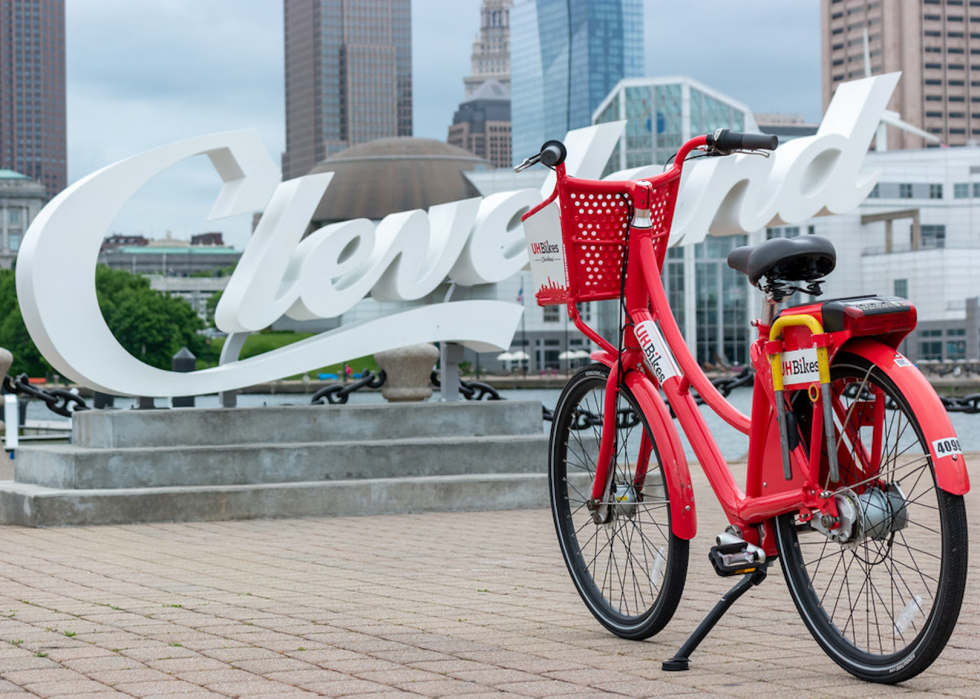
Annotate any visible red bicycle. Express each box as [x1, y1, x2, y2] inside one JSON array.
[[517, 130, 970, 683]]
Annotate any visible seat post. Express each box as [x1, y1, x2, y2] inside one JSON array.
[[761, 294, 779, 327]]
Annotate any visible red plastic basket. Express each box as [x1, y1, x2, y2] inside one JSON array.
[[533, 173, 680, 306]]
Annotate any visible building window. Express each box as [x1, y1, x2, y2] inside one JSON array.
[[7, 233, 19, 252], [920, 341, 943, 360], [929, 184, 943, 199], [868, 183, 880, 199], [894, 279, 908, 298], [921, 224, 946, 248], [973, 182, 980, 198], [543, 305, 560, 322], [899, 183, 913, 198], [955, 183, 970, 198]]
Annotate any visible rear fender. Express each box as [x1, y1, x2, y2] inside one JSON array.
[[590, 351, 697, 539], [841, 339, 970, 495]]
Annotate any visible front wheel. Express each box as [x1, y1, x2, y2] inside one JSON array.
[[549, 363, 688, 640], [775, 352, 968, 683]]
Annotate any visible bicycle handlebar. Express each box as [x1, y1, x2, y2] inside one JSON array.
[[706, 128, 778, 153], [514, 139, 568, 172]]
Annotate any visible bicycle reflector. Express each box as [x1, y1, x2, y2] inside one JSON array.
[[820, 296, 917, 338]]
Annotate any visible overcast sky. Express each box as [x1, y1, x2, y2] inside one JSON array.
[[65, 0, 820, 251]]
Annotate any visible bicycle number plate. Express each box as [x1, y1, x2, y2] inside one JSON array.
[[522, 201, 568, 304], [780, 347, 821, 389]]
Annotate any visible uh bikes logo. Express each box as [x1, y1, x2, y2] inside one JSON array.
[[781, 347, 821, 388], [529, 240, 561, 256], [635, 320, 679, 385]]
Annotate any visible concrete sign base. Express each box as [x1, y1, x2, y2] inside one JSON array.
[[0, 401, 547, 527]]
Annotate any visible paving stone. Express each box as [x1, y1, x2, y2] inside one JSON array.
[[0, 468, 973, 697]]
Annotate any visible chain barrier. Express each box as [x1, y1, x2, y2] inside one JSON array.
[[940, 394, 980, 414], [3, 362, 976, 418], [429, 371, 503, 401], [310, 369, 386, 405], [1, 373, 89, 417]]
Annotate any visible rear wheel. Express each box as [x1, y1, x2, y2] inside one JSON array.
[[549, 363, 687, 640], [775, 352, 968, 683]]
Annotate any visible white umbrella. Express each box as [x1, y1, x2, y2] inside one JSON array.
[[510, 351, 530, 361], [558, 350, 575, 360], [573, 350, 592, 359], [496, 352, 515, 362]]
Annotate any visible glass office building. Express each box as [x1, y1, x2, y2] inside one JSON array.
[[511, 0, 643, 165], [593, 77, 758, 367], [594, 76, 756, 174]]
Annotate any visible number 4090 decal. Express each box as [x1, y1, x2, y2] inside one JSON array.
[[932, 437, 963, 458]]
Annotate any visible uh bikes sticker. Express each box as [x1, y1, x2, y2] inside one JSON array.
[[635, 320, 679, 385]]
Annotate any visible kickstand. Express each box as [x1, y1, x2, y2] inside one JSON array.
[[662, 561, 771, 671]]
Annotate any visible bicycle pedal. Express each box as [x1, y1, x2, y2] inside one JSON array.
[[709, 533, 766, 577]]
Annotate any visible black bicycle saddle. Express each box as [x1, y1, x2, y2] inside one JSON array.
[[727, 236, 836, 286]]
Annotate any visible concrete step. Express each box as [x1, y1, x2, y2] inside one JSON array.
[[15, 434, 548, 490], [0, 473, 551, 527], [74, 401, 545, 448]]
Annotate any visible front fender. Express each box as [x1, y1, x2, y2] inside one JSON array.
[[591, 351, 697, 539], [842, 339, 970, 495]]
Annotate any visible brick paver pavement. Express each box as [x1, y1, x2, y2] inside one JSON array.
[[0, 457, 975, 698]]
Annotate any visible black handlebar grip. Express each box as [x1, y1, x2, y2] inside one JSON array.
[[709, 129, 778, 152], [539, 139, 567, 167], [740, 132, 779, 150]]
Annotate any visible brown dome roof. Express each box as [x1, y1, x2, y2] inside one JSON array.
[[307, 137, 493, 222]]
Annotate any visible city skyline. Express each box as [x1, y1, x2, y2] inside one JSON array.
[[62, 0, 820, 251]]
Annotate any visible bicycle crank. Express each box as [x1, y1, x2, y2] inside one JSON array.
[[811, 484, 909, 549]]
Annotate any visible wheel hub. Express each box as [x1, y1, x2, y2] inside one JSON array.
[[813, 483, 909, 548], [613, 484, 639, 519]]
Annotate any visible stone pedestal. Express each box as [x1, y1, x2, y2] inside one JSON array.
[[375, 343, 439, 402], [0, 400, 548, 526]]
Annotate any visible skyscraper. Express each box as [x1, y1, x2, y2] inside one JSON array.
[[448, 79, 512, 169], [282, 0, 412, 181], [511, 0, 644, 165], [0, 0, 66, 197], [464, 0, 512, 96], [821, 0, 980, 149]]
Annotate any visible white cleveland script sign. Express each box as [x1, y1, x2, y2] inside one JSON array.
[[17, 74, 899, 397]]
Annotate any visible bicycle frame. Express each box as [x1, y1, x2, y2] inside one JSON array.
[[539, 135, 970, 554]]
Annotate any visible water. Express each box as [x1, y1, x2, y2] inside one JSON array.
[[22, 386, 980, 461]]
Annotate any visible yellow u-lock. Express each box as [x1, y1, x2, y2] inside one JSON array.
[[767, 314, 838, 483], [768, 315, 830, 390]]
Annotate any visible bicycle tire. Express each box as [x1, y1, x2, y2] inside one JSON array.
[[549, 363, 688, 640], [775, 352, 968, 683]]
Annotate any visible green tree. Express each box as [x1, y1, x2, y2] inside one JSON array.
[[0, 268, 48, 376], [0, 266, 205, 377], [95, 266, 204, 369]]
